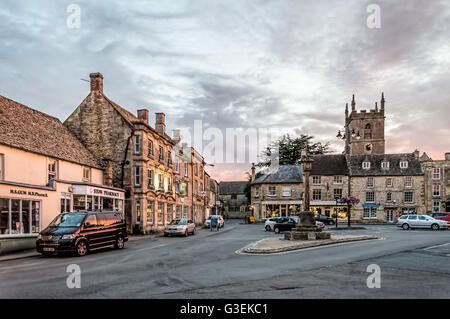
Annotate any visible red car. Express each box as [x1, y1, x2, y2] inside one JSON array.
[[427, 212, 450, 223]]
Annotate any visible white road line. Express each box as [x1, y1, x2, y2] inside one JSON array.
[[423, 243, 450, 250]]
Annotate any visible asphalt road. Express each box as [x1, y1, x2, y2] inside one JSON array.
[[0, 221, 449, 298]]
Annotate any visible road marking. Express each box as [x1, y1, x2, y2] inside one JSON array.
[[423, 243, 450, 251]]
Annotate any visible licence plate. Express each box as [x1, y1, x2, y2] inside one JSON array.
[[43, 247, 55, 252]]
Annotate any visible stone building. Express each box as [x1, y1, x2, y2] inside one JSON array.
[[348, 153, 425, 223], [64, 73, 210, 233], [251, 165, 304, 221], [219, 181, 249, 218], [0, 95, 124, 254], [309, 154, 349, 219], [420, 152, 450, 213], [208, 178, 220, 215]]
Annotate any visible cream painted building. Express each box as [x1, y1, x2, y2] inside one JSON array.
[[0, 95, 124, 254]]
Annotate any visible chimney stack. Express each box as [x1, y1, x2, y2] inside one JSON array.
[[413, 149, 420, 158], [137, 109, 149, 124], [90, 72, 104, 93], [172, 129, 181, 144], [445, 152, 450, 161], [155, 113, 166, 136], [251, 163, 256, 182]]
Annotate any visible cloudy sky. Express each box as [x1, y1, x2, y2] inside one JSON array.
[[1, 0, 449, 181]]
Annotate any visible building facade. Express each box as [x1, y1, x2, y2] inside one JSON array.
[[219, 181, 249, 218], [421, 152, 450, 213], [0, 95, 124, 254], [64, 73, 212, 233]]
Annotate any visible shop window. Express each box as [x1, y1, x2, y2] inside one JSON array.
[[73, 195, 86, 211], [363, 208, 377, 219], [404, 191, 414, 203], [158, 202, 165, 225], [83, 167, 91, 182], [147, 200, 154, 224], [103, 198, 114, 210], [48, 159, 58, 184], [135, 200, 141, 223], [167, 204, 173, 222], [32, 201, 40, 233], [0, 198, 9, 234]]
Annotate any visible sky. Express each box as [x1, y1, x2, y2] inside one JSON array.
[[1, 0, 449, 181]]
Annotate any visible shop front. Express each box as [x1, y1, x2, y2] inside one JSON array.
[[262, 200, 303, 219], [310, 200, 348, 219], [71, 183, 124, 212]]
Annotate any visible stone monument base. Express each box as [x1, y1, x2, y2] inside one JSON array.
[[284, 211, 331, 241]]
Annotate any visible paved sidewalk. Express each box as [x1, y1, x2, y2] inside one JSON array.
[[0, 249, 39, 262], [237, 234, 379, 255]]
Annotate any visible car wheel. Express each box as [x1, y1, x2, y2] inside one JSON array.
[[274, 227, 280, 234], [431, 223, 440, 231], [115, 235, 125, 249], [75, 240, 88, 257], [402, 223, 410, 230], [265, 225, 271, 231]]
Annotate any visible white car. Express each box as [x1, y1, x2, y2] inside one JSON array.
[[397, 214, 448, 230], [204, 215, 224, 228], [265, 217, 283, 231]]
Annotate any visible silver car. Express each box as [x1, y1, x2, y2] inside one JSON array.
[[397, 214, 448, 230], [164, 219, 196, 237], [204, 215, 224, 228]]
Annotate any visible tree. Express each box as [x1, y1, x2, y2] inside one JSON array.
[[257, 134, 330, 167]]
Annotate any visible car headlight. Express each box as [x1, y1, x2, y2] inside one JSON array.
[[61, 234, 76, 240]]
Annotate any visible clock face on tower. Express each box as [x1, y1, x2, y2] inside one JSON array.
[[364, 143, 373, 154]]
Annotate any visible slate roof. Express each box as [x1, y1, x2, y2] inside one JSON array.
[[311, 154, 348, 175], [219, 181, 248, 195], [252, 165, 303, 185], [349, 153, 423, 176], [0, 95, 101, 168]]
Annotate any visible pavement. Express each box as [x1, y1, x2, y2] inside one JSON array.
[[0, 221, 449, 298], [237, 234, 379, 254]]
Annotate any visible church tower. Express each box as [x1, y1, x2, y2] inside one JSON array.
[[344, 93, 386, 156]]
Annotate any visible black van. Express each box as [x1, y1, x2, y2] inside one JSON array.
[[36, 211, 128, 257]]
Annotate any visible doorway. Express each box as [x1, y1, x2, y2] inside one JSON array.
[[386, 209, 394, 223]]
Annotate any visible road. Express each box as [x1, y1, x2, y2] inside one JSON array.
[[0, 221, 449, 298]]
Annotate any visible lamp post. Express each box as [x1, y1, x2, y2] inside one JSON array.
[[334, 195, 340, 228], [300, 149, 314, 212]]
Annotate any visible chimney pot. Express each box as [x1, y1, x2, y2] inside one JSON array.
[[445, 152, 450, 161], [137, 109, 149, 124], [90, 72, 104, 93], [155, 112, 166, 136]]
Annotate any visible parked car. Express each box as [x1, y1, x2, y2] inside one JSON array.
[[36, 211, 128, 257], [315, 214, 335, 225], [397, 214, 448, 230], [273, 217, 297, 234], [265, 217, 283, 231], [427, 212, 450, 223], [204, 215, 224, 228], [164, 219, 196, 237]]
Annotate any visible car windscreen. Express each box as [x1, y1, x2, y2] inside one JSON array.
[[49, 213, 87, 227], [169, 219, 187, 225]]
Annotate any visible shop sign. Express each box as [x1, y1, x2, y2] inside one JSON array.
[[10, 189, 48, 197], [72, 185, 124, 199]]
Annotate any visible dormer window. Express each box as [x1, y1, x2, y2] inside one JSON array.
[[400, 161, 408, 169], [362, 161, 371, 169], [381, 161, 389, 169]]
